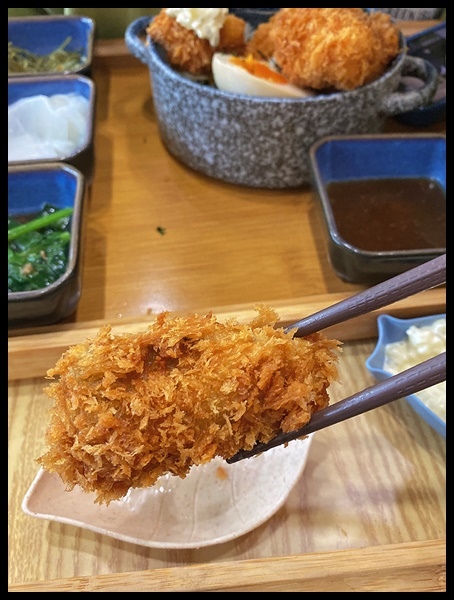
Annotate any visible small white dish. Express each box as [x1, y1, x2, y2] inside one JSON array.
[[22, 435, 313, 549]]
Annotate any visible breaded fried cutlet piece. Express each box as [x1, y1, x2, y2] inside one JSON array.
[[37, 306, 341, 505], [247, 8, 400, 91], [147, 10, 247, 76], [245, 20, 276, 61]]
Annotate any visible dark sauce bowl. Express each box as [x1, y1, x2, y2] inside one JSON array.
[[309, 134, 446, 284]]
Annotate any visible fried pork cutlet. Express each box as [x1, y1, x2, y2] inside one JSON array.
[[147, 10, 247, 76], [37, 306, 341, 505], [247, 8, 400, 91], [245, 20, 276, 61]]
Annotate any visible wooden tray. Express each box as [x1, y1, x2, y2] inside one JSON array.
[[8, 306, 446, 591], [8, 539, 446, 592]]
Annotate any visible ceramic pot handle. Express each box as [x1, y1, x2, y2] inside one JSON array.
[[125, 16, 153, 66], [379, 55, 439, 116]]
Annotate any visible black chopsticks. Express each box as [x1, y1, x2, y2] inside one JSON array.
[[227, 254, 446, 463]]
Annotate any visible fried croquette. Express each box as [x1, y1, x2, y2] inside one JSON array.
[[37, 306, 341, 505], [248, 8, 401, 91], [147, 10, 247, 76], [245, 20, 276, 61]]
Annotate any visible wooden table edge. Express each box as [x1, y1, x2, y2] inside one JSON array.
[[8, 288, 446, 382], [8, 538, 446, 592]]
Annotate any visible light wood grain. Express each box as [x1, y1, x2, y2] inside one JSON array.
[[8, 340, 446, 588], [8, 539, 446, 592]]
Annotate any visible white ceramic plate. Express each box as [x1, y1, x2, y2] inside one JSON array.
[[22, 435, 313, 549]]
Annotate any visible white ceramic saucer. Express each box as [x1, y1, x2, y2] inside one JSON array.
[[22, 435, 313, 549]]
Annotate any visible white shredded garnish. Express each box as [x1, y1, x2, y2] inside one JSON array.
[[165, 8, 228, 47], [384, 318, 446, 422]]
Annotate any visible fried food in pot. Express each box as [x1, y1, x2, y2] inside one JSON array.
[[37, 306, 340, 505], [147, 10, 247, 76], [245, 20, 276, 61], [247, 8, 400, 91]]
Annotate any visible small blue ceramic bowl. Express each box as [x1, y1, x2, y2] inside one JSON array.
[[8, 163, 86, 329], [366, 314, 446, 438], [8, 14, 95, 77], [309, 134, 446, 283], [8, 74, 96, 183]]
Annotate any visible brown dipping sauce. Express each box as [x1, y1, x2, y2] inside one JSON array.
[[326, 178, 446, 252]]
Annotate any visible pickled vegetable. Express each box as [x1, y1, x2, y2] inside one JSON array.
[[8, 37, 84, 74]]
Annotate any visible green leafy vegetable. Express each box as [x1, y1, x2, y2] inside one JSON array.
[[8, 205, 73, 292], [8, 207, 73, 242]]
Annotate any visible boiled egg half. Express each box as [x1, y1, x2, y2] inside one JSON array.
[[212, 53, 314, 98]]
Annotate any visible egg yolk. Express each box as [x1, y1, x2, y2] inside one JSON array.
[[229, 55, 289, 85]]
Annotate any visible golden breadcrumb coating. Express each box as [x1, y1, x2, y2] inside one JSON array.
[[247, 8, 400, 91], [147, 10, 247, 76], [37, 306, 341, 505], [245, 21, 276, 61], [218, 12, 248, 55]]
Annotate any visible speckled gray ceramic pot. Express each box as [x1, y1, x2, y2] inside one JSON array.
[[125, 15, 438, 189]]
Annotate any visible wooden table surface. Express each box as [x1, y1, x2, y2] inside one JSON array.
[[8, 19, 446, 591], [7, 20, 446, 335]]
